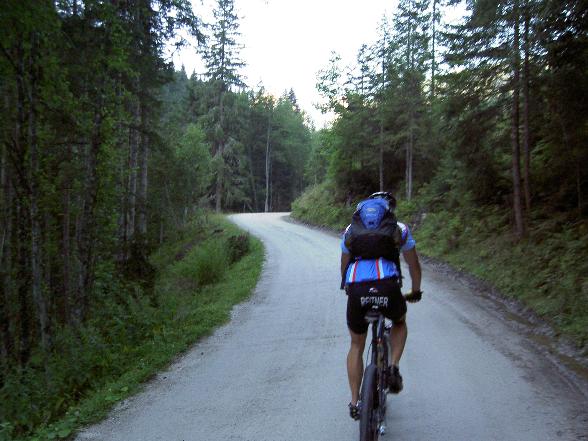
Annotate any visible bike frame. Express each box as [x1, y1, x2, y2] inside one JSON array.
[[360, 309, 390, 440]]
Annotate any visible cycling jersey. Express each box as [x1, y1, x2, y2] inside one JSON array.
[[341, 222, 415, 285]]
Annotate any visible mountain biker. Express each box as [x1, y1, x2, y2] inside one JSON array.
[[341, 191, 422, 420]]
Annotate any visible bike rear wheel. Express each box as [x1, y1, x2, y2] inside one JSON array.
[[359, 364, 378, 441]]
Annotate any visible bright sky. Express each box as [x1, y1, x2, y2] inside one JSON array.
[[173, 0, 399, 128]]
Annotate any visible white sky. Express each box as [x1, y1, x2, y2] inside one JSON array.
[[173, 0, 399, 128]]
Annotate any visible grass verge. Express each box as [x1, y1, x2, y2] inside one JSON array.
[[5, 214, 263, 441]]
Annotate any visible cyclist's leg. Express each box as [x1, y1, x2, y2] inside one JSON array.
[[381, 279, 407, 393], [387, 316, 406, 393], [346, 283, 370, 405], [347, 329, 367, 405], [390, 315, 407, 366], [381, 279, 407, 366]]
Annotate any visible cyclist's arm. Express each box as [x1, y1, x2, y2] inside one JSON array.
[[402, 247, 422, 293], [341, 252, 352, 279]]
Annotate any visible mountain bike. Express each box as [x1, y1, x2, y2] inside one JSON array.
[[359, 292, 421, 441]]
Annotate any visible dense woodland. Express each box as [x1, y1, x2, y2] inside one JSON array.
[[1, 0, 310, 438], [0, 0, 587, 438], [310, 0, 587, 226]]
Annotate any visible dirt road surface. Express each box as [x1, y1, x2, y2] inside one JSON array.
[[76, 213, 588, 441]]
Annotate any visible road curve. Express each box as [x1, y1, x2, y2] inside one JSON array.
[[76, 213, 588, 441]]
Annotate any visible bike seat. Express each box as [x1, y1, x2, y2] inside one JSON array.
[[364, 310, 382, 323]]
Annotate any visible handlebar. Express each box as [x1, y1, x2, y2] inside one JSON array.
[[403, 290, 423, 303]]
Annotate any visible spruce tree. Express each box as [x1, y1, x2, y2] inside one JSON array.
[[393, 0, 431, 200], [199, 0, 245, 212]]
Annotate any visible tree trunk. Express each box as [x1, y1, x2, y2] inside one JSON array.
[[264, 106, 272, 213], [379, 44, 386, 192], [246, 142, 258, 211], [0, 145, 11, 363], [406, 112, 414, 201], [405, 141, 409, 200], [215, 88, 225, 213], [61, 149, 71, 325], [577, 162, 582, 213], [126, 100, 140, 246], [405, 5, 415, 201], [117, 147, 127, 263], [555, 112, 579, 213], [13, 41, 31, 365], [511, 0, 525, 239], [137, 119, 148, 238], [431, 0, 438, 100], [28, 31, 50, 353], [61, 188, 71, 323], [164, 181, 180, 229], [215, 141, 224, 213], [522, 5, 531, 212], [0, 142, 7, 269], [408, 130, 413, 201], [379, 125, 384, 192], [16, 199, 31, 365], [74, 109, 102, 324]]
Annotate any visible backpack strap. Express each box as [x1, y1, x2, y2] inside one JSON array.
[[395, 222, 412, 288]]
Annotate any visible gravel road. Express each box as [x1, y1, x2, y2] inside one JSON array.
[[76, 212, 588, 441]]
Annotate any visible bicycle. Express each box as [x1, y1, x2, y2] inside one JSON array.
[[358, 292, 421, 441]]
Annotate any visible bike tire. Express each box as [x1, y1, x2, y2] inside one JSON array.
[[379, 333, 390, 414], [359, 364, 378, 441]]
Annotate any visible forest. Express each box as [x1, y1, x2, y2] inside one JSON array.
[[1, 0, 309, 439], [295, 0, 588, 355], [1, 0, 587, 439]]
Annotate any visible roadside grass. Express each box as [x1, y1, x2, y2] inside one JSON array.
[[291, 187, 588, 352], [4, 215, 263, 441], [291, 182, 354, 231]]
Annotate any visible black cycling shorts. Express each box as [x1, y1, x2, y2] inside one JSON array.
[[346, 278, 407, 334]]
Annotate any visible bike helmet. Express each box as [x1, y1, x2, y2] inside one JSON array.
[[369, 191, 397, 209]]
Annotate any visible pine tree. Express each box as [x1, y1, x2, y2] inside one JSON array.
[[372, 16, 395, 191], [443, 0, 532, 237], [199, 0, 246, 212], [393, 0, 431, 200]]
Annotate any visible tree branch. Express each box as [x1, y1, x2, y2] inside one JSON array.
[[0, 42, 19, 73]]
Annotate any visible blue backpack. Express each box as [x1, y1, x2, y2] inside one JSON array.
[[344, 198, 403, 281]]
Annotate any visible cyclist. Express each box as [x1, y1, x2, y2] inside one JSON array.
[[341, 191, 422, 420]]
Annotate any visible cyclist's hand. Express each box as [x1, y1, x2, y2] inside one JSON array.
[[404, 290, 423, 303]]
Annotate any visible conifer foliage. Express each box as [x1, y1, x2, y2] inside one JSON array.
[[0, 1, 311, 437], [199, 0, 246, 212], [313, 0, 587, 228]]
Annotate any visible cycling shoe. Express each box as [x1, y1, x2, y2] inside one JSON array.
[[388, 365, 403, 394], [349, 401, 361, 420]]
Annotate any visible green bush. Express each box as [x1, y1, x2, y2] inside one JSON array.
[[226, 234, 250, 264], [291, 181, 354, 231], [167, 232, 250, 290]]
